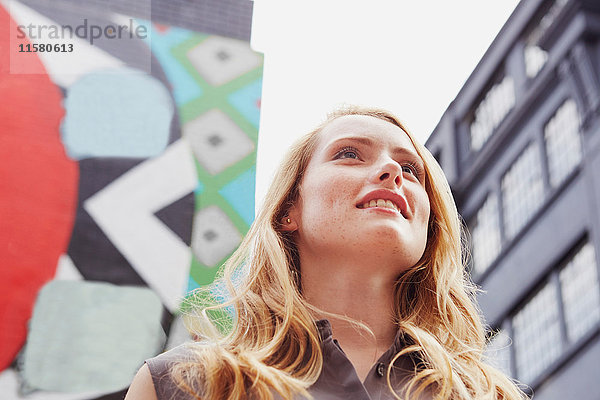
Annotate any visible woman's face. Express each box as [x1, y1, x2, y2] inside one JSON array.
[[288, 115, 431, 275]]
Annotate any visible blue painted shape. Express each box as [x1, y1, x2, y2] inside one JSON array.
[[61, 68, 173, 159], [186, 274, 201, 293], [218, 166, 256, 226], [194, 180, 205, 195], [209, 280, 229, 304], [228, 78, 262, 129], [208, 267, 248, 319], [20, 281, 165, 393], [136, 20, 202, 106]]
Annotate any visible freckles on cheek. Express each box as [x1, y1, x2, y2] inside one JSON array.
[[312, 186, 343, 208]]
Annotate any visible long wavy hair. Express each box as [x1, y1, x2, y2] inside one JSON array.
[[170, 106, 527, 399]]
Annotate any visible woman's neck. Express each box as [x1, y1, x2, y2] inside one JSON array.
[[300, 254, 400, 379]]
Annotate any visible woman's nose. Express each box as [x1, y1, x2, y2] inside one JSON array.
[[374, 160, 403, 187]]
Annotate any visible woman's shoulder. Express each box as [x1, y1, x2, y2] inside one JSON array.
[[146, 342, 198, 371], [144, 342, 203, 400]]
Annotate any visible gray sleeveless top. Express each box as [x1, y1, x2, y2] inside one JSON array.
[[145, 320, 430, 399], [145, 343, 195, 400]]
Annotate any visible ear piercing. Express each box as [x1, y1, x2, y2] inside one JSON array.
[[286, 218, 291, 224]]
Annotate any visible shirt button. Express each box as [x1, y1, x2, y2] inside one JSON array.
[[376, 362, 385, 377]]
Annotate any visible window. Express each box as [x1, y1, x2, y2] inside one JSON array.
[[501, 144, 545, 238], [471, 194, 502, 275], [512, 280, 562, 383], [523, 0, 568, 78], [559, 242, 600, 342], [497, 240, 600, 385], [544, 99, 582, 188], [470, 76, 516, 151], [524, 45, 548, 78]]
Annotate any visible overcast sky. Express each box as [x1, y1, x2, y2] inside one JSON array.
[[251, 0, 521, 207]]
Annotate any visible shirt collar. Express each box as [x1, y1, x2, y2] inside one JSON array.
[[314, 319, 410, 352], [315, 319, 333, 342]]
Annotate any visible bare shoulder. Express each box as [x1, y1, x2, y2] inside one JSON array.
[[125, 363, 158, 400]]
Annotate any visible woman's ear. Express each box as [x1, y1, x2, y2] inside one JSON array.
[[280, 205, 299, 232]]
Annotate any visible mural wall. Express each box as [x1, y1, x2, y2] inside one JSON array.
[[0, 0, 262, 398]]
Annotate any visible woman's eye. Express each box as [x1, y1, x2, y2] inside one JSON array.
[[401, 163, 422, 181], [335, 147, 360, 160], [401, 165, 416, 175]]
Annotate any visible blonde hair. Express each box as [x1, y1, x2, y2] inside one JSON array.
[[171, 106, 527, 399]]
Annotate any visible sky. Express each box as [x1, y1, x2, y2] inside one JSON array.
[[251, 0, 521, 207]]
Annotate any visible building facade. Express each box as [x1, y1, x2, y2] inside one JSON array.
[[426, 0, 600, 398]]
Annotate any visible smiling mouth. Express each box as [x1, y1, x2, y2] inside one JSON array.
[[357, 199, 406, 218]]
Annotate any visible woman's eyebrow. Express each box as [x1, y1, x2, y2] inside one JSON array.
[[328, 136, 374, 147], [393, 147, 422, 162]]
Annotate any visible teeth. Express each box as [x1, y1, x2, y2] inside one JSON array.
[[360, 198, 401, 213]]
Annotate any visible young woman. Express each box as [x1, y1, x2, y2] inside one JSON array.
[[126, 107, 527, 399]]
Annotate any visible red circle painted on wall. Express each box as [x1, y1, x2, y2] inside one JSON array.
[[0, 5, 78, 370]]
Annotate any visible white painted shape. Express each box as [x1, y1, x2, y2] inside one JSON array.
[[187, 36, 261, 86], [0, 368, 107, 400], [191, 205, 242, 267], [165, 314, 193, 350], [109, 12, 141, 30], [54, 254, 83, 281], [84, 140, 197, 311], [7, 0, 126, 87], [183, 109, 255, 175]]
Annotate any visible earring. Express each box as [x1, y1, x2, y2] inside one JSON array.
[[286, 218, 291, 224]]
